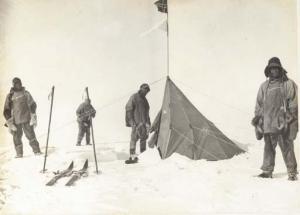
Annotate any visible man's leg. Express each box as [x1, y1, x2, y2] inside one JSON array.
[[260, 133, 278, 177], [85, 125, 91, 145], [13, 124, 23, 157], [130, 126, 138, 156], [139, 127, 148, 153], [23, 122, 41, 154], [278, 134, 298, 180], [77, 123, 85, 146], [137, 124, 148, 153], [140, 140, 146, 153], [125, 127, 139, 164]]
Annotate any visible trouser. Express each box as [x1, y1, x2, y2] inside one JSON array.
[[130, 124, 148, 155], [77, 123, 91, 145], [13, 122, 41, 155], [261, 133, 297, 174]]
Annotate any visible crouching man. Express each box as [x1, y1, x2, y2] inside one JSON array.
[[76, 98, 96, 146], [3, 77, 42, 158], [252, 57, 298, 180], [125, 83, 151, 164]]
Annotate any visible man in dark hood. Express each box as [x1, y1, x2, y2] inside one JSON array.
[[3, 77, 42, 158], [76, 98, 96, 146], [252, 57, 298, 180], [125, 83, 151, 164]]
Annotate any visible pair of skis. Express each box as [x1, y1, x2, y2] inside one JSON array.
[[46, 159, 88, 186]]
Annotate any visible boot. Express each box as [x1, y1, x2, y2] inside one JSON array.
[[76, 143, 81, 146], [258, 171, 272, 178], [15, 145, 23, 159], [125, 155, 138, 164], [288, 173, 298, 181]]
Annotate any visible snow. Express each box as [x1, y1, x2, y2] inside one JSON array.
[[0, 139, 299, 215], [0, 1, 298, 214]]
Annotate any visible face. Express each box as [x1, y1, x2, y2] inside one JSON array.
[[13, 82, 22, 90], [269, 67, 281, 79], [140, 88, 149, 96]]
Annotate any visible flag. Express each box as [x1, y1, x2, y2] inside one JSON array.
[[154, 0, 168, 13], [140, 18, 167, 37], [48, 86, 54, 100], [48, 92, 51, 100], [159, 20, 168, 32]]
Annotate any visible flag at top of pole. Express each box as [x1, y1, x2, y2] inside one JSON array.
[[154, 0, 168, 13], [154, 0, 169, 77]]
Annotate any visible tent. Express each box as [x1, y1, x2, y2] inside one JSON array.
[[149, 77, 245, 160]]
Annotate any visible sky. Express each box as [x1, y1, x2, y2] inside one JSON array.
[[0, 0, 298, 149]]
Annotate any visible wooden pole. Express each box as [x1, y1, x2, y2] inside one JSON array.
[[85, 87, 99, 174], [42, 86, 55, 173]]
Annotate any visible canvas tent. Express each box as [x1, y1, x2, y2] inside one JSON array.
[[149, 77, 245, 160]]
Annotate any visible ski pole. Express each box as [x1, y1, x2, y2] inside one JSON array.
[[42, 86, 55, 173], [85, 87, 99, 174]]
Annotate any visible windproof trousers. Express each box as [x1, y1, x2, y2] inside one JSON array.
[[13, 122, 41, 156], [77, 123, 91, 145], [261, 133, 297, 174], [130, 125, 148, 155]]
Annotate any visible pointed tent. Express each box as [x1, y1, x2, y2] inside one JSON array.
[[150, 77, 244, 160]]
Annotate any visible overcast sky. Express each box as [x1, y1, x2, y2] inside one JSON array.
[[0, 0, 298, 148]]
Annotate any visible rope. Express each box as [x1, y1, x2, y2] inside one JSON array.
[[34, 76, 167, 140], [170, 77, 253, 133], [172, 77, 250, 115]]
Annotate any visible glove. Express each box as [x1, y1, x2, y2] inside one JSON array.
[[30, 113, 37, 128], [251, 115, 261, 126], [129, 120, 136, 127], [146, 123, 151, 134], [285, 111, 294, 124], [6, 118, 17, 134], [83, 122, 89, 127], [77, 117, 82, 123], [254, 117, 264, 140]]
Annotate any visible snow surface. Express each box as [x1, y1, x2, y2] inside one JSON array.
[[0, 139, 299, 215]]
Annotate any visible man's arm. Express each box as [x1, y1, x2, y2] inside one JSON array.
[[125, 95, 135, 127], [286, 80, 298, 120], [25, 91, 37, 113], [252, 84, 264, 126], [76, 104, 84, 119], [3, 93, 12, 120], [90, 105, 96, 118]]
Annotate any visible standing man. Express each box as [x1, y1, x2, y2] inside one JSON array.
[[3, 77, 42, 158], [252, 57, 298, 180], [76, 98, 96, 146], [125, 83, 151, 164]]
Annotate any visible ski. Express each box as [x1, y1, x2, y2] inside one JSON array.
[[46, 161, 74, 186], [65, 159, 88, 186]]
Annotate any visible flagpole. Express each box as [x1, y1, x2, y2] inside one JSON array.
[[154, 0, 169, 77], [167, 1, 169, 78]]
